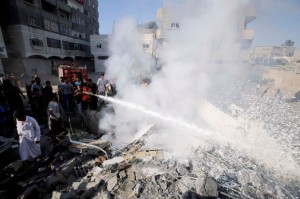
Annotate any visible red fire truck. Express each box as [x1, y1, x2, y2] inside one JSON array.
[[58, 64, 88, 83]]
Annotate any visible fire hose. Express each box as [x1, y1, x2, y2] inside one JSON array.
[[67, 117, 108, 159]]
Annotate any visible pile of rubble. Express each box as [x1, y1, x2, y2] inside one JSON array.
[[1, 120, 299, 199]]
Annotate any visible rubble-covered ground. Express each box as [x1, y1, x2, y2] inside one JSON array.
[[0, 69, 299, 199]]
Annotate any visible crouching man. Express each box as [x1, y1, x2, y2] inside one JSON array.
[[15, 108, 41, 161]]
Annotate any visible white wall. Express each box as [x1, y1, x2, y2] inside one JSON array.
[[90, 35, 110, 72]]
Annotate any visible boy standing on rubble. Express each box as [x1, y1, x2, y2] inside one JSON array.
[[15, 108, 41, 161], [48, 93, 62, 142]]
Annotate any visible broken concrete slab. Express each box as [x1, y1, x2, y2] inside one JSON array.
[[178, 176, 195, 194], [45, 174, 61, 190], [106, 175, 118, 192], [134, 166, 165, 179], [51, 191, 76, 199], [85, 178, 102, 191], [195, 176, 218, 197], [59, 158, 79, 178], [102, 157, 125, 167]]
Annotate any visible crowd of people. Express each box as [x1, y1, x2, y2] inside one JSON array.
[[0, 73, 116, 161]]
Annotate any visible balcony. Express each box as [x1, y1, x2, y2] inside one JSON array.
[[57, 1, 71, 13], [242, 29, 254, 40], [244, 3, 257, 24], [42, 10, 58, 22]]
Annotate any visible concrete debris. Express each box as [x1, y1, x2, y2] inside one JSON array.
[[106, 175, 118, 191], [1, 117, 299, 199], [45, 173, 62, 189], [102, 157, 125, 167], [195, 176, 218, 197]]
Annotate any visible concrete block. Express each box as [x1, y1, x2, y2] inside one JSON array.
[[102, 157, 125, 167], [195, 177, 218, 197], [45, 174, 60, 189], [59, 158, 78, 178], [107, 175, 118, 192]]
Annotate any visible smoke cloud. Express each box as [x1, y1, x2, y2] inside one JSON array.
[[100, 0, 300, 180]]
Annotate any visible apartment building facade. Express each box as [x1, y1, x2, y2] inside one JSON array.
[[253, 46, 296, 65], [0, 0, 99, 75], [155, 2, 257, 61]]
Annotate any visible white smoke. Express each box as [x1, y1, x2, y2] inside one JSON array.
[[100, 0, 300, 181]]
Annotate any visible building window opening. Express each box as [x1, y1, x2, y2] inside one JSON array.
[[44, 19, 59, 32], [60, 24, 71, 35], [171, 22, 180, 29], [84, 9, 89, 16], [30, 38, 44, 48], [98, 56, 109, 60], [41, 0, 57, 15], [62, 41, 74, 50], [47, 37, 61, 49], [59, 9, 71, 20], [143, 43, 149, 49]]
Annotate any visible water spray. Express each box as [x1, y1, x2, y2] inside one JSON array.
[[85, 92, 236, 145], [86, 92, 209, 134]]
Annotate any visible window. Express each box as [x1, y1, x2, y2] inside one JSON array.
[[60, 24, 71, 35], [74, 44, 86, 51], [44, 19, 59, 32], [143, 43, 150, 49], [84, 9, 89, 16], [79, 44, 84, 51], [44, 19, 50, 30], [171, 22, 180, 29], [51, 21, 59, 32], [62, 41, 74, 50], [28, 17, 38, 27], [98, 56, 109, 60], [47, 37, 61, 48], [72, 15, 85, 26], [30, 38, 43, 49]]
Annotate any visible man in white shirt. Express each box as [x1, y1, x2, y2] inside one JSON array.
[[96, 73, 106, 95], [48, 93, 61, 142], [15, 108, 41, 161]]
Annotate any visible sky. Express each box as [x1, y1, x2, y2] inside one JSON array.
[[98, 0, 300, 48]]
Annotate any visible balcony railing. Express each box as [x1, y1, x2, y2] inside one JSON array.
[[42, 10, 58, 21], [57, 1, 71, 13]]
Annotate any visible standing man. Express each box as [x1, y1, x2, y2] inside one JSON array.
[[48, 93, 62, 142], [31, 76, 43, 95], [15, 108, 41, 161], [61, 78, 72, 112], [96, 73, 106, 95]]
